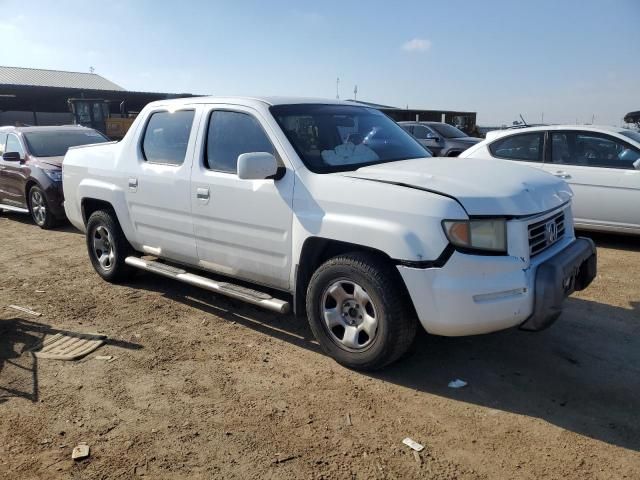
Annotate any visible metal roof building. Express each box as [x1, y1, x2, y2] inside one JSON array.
[[347, 99, 477, 134], [0, 66, 194, 134], [0, 66, 126, 91], [348, 100, 477, 133]]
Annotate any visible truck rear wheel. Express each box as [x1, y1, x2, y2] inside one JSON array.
[[306, 252, 416, 370], [86, 209, 134, 283]]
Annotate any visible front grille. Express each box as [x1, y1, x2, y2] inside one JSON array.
[[528, 210, 565, 256]]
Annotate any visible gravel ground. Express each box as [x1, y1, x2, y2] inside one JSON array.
[[0, 211, 639, 479]]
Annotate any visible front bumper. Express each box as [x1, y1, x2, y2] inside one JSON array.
[[397, 237, 597, 336], [43, 181, 66, 219], [519, 237, 596, 331]]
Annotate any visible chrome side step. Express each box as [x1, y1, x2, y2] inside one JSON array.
[[124, 256, 290, 314], [0, 204, 29, 214]]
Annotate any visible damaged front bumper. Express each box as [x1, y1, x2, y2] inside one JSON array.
[[397, 237, 597, 337], [519, 237, 597, 331]]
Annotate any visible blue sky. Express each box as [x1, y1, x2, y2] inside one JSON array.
[[1, 0, 638, 126]]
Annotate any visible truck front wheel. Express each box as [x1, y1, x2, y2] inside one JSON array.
[[86, 209, 134, 283], [306, 252, 417, 370]]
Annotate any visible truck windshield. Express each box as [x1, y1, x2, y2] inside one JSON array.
[[270, 104, 430, 173], [24, 130, 109, 157]]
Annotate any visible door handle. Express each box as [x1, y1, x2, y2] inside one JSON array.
[[128, 177, 138, 191], [196, 187, 210, 201], [554, 171, 571, 179]]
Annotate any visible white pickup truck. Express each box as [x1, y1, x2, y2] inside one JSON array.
[[63, 97, 597, 370]]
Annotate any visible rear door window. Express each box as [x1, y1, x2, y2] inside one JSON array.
[[141, 110, 195, 165], [0, 133, 6, 155], [489, 132, 543, 162]]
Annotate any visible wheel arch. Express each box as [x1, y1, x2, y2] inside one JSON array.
[[293, 236, 414, 318], [24, 178, 42, 205]]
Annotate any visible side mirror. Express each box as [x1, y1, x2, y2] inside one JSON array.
[[426, 133, 440, 142], [237, 152, 279, 180], [2, 151, 22, 162], [634, 158, 640, 170]]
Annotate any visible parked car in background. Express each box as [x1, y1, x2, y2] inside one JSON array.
[[460, 125, 640, 235], [399, 121, 482, 156], [63, 97, 596, 370], [0, 125, 109, 228]]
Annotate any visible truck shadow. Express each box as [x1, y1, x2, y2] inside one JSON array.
[[372, 297, 640, 452], [0, 211, 81, 234], [136, 273, 639, 452], [0, 318, 143, 404]]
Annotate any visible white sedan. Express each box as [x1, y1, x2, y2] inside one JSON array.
[[459, 125, 640, 235]]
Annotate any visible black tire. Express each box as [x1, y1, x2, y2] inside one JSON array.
[[28, 186, 57, 229], [86, 209, 135, 283], [306, 252, 417, 370]]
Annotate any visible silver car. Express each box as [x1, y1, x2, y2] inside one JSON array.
[[399, 121, 482, 157]]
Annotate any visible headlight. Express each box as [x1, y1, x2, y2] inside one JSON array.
[[43, 169, 63, 182], [442, 219, 507, 253]]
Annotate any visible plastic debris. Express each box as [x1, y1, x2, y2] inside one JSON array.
[[448, 379, 468, 389], [72, 443, 90, 460], [8, 305, 41, 317], [402, 437, 424, 452], [346, 413, 352, 426], [95, 355, 113, 361]]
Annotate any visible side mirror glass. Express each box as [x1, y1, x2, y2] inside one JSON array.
[[237, 152, 278, 180], [2, 151, 22, 162]]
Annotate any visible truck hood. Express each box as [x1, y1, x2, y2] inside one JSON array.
[[343, 157, 572, 216]]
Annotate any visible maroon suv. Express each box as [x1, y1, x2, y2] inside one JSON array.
[[0, 126, 109, 228]]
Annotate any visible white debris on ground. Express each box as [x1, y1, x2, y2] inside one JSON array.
[[448, 379, 468, 389], [402, 437, 424, 452], [71, 443, 90, 460]]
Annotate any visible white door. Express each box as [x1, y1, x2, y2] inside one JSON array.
[[125, 108, 200, 263], [190, 107, 294, 290], [543, 131, 640, 231]]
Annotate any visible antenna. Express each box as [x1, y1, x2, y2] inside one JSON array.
[[336, 77, 340, 100], [353, 85, 358, 101], [89, 66, 95, 74], [519, 114, 527, 126]]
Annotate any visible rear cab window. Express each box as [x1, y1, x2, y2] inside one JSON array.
[[141, 110, 195, 165], [489, 132, 543, 162]]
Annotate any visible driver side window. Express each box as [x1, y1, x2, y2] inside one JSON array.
[[206, 110, 275, 174], [551, 131, 640, 169], [6, 134, 24, 158], [413, 126, 432, 140]]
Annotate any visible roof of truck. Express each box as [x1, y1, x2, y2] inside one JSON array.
[[146, 96, 365, 108], [0, 125, 97, 133]]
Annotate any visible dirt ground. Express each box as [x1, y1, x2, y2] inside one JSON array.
[[0, 211, 639, 480]]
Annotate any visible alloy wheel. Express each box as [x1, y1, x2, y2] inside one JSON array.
[[321, 279, 378, 351], [92, 226, 115, 271]]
